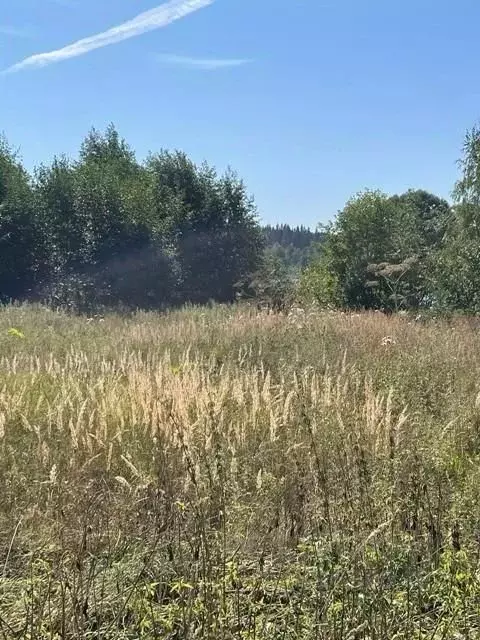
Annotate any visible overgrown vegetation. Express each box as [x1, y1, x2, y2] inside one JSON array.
[[0, 126, 263, 310], [3, 122, 480, 315], [300, 189, 452, 311], [2, 116, 480, 637], [1, 304, 480, 638], [301, 124, 480, 313], [262, 224, 324, 272]]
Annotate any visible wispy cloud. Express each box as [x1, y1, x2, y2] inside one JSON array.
[[5, 0, 214, 74], [156, 54, 251, 70], [0, 25, 34, 39]]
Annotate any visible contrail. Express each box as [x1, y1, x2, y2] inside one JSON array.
[[5, 0, 214, 74], [156, 54, 251, 70]]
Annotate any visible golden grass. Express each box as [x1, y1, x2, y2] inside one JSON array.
[[1, 304, 480, 638]]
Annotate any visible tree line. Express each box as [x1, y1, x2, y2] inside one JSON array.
[[2, 122, 480, 314], [301, 124, 480, 313], [263, 224, 324, 271], [0, 125, 263, 310], [263, 224, 323, 251]]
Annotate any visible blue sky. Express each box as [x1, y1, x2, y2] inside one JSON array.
[[1, 0, 480, 227]]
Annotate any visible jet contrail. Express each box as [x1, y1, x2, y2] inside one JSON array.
[[156, 54, 251, 70], [5, 0, 214, 74]]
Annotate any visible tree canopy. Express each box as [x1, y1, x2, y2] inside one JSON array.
[[0, 125, 264, 310], [432, 125, 480, 311], [262, 224, 324, 272], [3, 121, 480, 314], [301, 188, 452, 311]]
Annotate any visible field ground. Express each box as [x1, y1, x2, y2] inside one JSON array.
[[1, 304, 480, 639]]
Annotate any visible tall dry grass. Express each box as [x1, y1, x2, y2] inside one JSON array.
[[0, 304, 480, 638]]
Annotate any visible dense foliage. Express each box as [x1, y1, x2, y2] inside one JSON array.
[[0, 126, 264, 310], [301, 189, 451, 310], [3, 122, 480, 313], [2, 305, 480, 639], [301, 124, 480, 312], [263, 224, 324, 270], [243, 225, 325, 310]]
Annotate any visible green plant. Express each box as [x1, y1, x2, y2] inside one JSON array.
[[1, 303, 480, 638]]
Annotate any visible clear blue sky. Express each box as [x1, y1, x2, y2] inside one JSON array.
[[1, 0, 480, 227]]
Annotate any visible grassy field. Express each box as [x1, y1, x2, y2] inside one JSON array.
[[1, 304, 480, 639]]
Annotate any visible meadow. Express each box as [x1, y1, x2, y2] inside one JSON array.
[[0, 304, 480, 639]]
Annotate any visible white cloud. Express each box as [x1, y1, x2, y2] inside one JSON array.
[[5, 0, 214, 74], [156, 54, 251, 70]]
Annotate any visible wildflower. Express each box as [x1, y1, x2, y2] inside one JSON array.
[[381, 336, 396, 347], [7, 328, 25, 339]]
